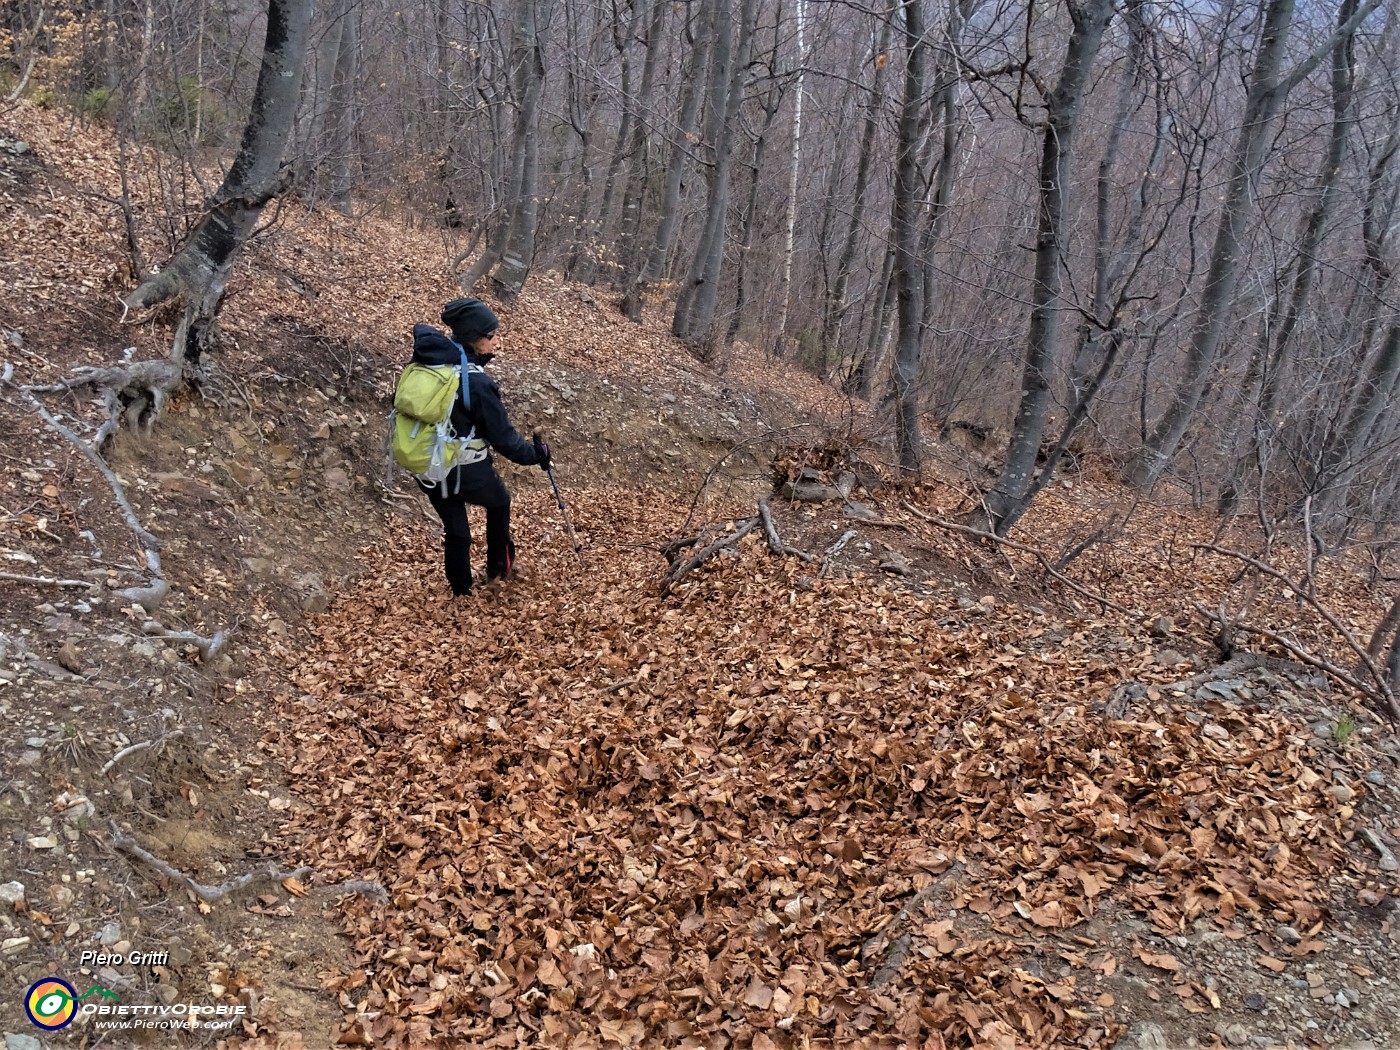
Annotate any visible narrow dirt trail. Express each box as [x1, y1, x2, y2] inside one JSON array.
[[264, 490, 1399, 1050]]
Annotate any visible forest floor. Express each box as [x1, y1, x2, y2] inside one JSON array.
[[2, 100, 1399, 1050]]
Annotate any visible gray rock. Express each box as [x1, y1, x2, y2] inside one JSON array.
[[17, 750, 40, 768], [1275, 925, 1302, 945], [1365, 770, 1387, 787], [1244, 992, 1266, 1011], [1113, 1022, 1169, 1050], [1149, 615, 1174, 638], [5, 1033, 44, 1050], [1359, 828, 1399, 871], [1220, 1024, 1250, 1047], [842, 501, 880, 521], [292, 572, 330, 614], [242, 557, 275, 575], [99, 920, 122, 946], [0, 882, 24, 907], [1339, 986, 1361, 1007], [1327, 784, 1355, 805], [778, 480, 843, 503]]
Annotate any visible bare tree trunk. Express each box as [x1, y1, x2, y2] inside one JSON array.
[[326, 0, 360, 214], [824, 9, 895, 366], [574, 0, 642, 283], [849, 238, 897, 398], [727, 75, 783, 345], [122, 0, 314, 367], [1222, 0, 1359, 510], [980, 0, 1116, 531], [622, 0, 715, 321], [672, 0, 759, 350], [890, 0, 930, 477], [489, 0, 554, 301], [771, 0, 806, 357], [1132, 0, 1385, 487], [614, 0, 666, 301]]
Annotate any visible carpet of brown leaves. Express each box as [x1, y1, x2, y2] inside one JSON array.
[[266, 483, 1399, 1049]]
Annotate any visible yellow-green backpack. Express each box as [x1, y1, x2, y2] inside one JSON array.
[[388, 351, 487, 488]]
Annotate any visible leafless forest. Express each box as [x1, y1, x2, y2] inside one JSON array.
[[4, 0, 1400, 537]]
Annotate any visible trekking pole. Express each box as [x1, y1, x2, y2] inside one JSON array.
[[544, 463, 582, 556]]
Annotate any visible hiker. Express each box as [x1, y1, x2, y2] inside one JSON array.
[[408, 297, 550, 596]]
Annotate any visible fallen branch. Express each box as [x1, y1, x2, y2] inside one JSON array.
[[661, 518, 759, 595], [820, 529, 858, 578], [861, 862, 963, 989], [0, 571, 97, 589], [100, 729, 185, 776], [904, 502, 1138, 616], [1187, 599, 1399, 722], [1191, 543, 1398, 718]]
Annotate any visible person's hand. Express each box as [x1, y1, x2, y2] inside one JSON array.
[[532, 432, 552, 470]]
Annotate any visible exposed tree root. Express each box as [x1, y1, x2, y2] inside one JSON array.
[[110, 821, 388, 905], [4, 362, 228, 656], [0, 572, 96, 589], [26, 356, 184, 449], [758, 498, 816, 562], [100, 729, 186, 776], [141, 620, 226, 663]]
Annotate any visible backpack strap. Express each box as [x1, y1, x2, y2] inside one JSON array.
[[458, 347, 473, 414]]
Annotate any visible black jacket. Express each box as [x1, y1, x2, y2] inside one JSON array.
[[409, 324, 540, 467]]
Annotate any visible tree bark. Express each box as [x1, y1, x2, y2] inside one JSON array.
[[622, 0, 715, 321], [489, 0, 554, 302], [672, 0, 759, 350], [1132, 0, 1385, 487], [980, 0, 1115, 530], [889, 0, 930, 477], [122, 0, 314, 367]]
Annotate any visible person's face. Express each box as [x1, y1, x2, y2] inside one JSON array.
[[475, 330, 501, 354]]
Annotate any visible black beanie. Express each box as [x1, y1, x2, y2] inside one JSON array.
[[441, 297, 499, 342]]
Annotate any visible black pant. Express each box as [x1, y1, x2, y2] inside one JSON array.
[[423, 462, 514, 595]]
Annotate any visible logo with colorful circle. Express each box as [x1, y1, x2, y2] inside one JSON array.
[[25, 977, 120, 1030]]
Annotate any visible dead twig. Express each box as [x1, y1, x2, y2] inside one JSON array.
[[1191, 543, 1397, 718], [1187, 598, 1398, 721], [904, 502, 1138, 616], [661, 518, 759, 595]]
